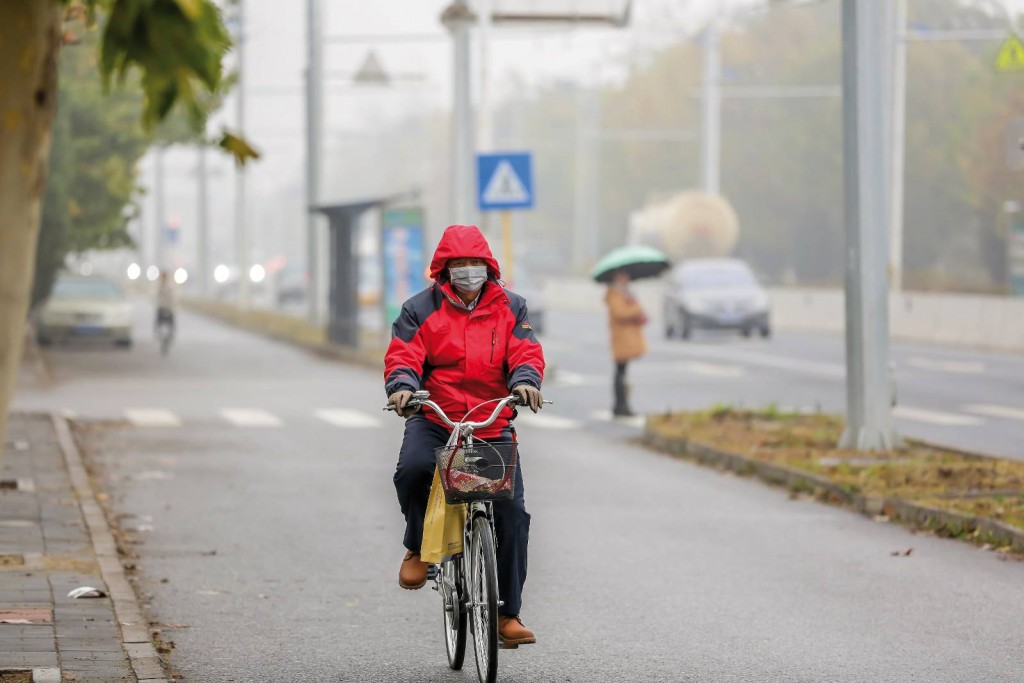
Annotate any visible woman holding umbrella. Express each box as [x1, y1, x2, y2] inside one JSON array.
[[591, 245, 670, 417]]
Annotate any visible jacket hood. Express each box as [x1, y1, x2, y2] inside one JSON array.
[[428, 225, 501, 281]]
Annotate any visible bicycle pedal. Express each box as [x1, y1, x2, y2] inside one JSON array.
[[426, 565, 439, 580], [498, 640, 519, 650]]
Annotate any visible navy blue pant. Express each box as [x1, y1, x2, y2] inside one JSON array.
[[393, 415, 530, 616]]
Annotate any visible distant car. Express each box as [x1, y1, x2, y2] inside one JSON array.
[[509, 268, 545, 336], [663, 258, 771, 340], [36, 274, 133, 348]]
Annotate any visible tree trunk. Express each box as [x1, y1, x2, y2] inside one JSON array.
[[0, 2, 62, 459]]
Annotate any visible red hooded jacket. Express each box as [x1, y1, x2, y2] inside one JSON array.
[[384, 225, 545, 438]]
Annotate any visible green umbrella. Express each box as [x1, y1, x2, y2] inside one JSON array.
[[590, 245, 671, 283]]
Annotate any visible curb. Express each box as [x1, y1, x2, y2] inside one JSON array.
[[642, 425, 1024, 553], [51, 415, 169, 683]]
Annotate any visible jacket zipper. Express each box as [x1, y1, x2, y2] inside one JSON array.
[[490, 328, 496, 362]]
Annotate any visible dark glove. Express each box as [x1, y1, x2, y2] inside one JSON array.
[[512, 385, 543, 413], [388, 390, 419, 417]]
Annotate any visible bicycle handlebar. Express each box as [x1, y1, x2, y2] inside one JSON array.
[[383, 392, 552, 432]]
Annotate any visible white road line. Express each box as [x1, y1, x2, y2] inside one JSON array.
[[589, 410, 646, 428], [221, 409, 282, 427], [893, 406, 984, 427], [664, 345, 846, 379], [964, 404, 1024, 422], [907, 357, 986, 374], [549, 369, 598, 387], [125, 409, 182, 427], [676, 361, 745, 378], [315, 409, 382, 428], [514, 413, 582, 430]]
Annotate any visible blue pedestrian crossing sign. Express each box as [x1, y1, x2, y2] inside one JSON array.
[[476, 152, 534, 211]]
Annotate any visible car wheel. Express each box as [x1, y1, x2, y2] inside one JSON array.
[[760, 326, 771, 339], [37, 336, 53, 347], [741, 327, 752, 338], [680, 313, 692, 340], [115, 338, 133, 349]]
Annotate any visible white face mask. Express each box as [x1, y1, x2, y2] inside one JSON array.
[[449, 265, 488, 294]]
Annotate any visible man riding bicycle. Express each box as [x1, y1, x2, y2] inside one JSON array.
[[155, 270, 178, 335], [385, 224, 545, 648]]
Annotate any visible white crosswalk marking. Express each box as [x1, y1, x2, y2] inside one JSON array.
[[893, 406, 983, 427], [907, 357, 986, 374], [221, 409, 282, 427], [676, 361, 745, 378], [514, 413, 582, 430], [315, 409, 382, 428], [590, 410, 646, 428], [125, 409, 181, 427], [549, 369, 600, 387], [964, 404, 1024, 422]]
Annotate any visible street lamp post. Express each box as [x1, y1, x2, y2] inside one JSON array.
[[839, 0, 896, 450], [442, 1, 475, 224], [306, 0, 324, 325]]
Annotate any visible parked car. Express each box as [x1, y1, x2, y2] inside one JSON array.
[[663, 258, 770, 340], [36, 274, 133, 348]]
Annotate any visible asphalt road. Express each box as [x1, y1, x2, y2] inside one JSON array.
[[12, 303, 1024, 681], [542, 311, 1024, 460]]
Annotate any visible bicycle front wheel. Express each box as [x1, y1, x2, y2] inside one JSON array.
[[441, 557, 467, 670], [469, 516, 499, 683]]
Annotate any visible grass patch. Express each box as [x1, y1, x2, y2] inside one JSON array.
[[648, 408, 1024, 539]]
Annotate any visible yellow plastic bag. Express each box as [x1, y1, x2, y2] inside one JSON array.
[[420, 468, 466, 565]]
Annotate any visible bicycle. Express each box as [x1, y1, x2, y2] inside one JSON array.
[[384, 390, 549, 683]]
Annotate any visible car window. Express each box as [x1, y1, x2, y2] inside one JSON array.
[[680, 266, 756, 288], [52, 278, 123, 301]]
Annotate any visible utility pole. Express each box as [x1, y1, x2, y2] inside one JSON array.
[[234, 0, 250, 308], [306, 0, 323, 324], [889, 0, 908, 292], [197, 144, 210, 296], [444, 1, 475, 223], [839, 0, 895, 451], [154, 147, 166, 271], [700, 19, 721, 195]]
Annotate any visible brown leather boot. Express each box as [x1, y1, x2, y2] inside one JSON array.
[[498, 615, 536, 648], [398, 550, 428, 590]]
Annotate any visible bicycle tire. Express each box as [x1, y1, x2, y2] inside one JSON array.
[[441, 558, 467, 670], [469, 516, 499, 683]]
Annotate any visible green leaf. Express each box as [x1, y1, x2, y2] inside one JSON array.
[[218, 131, 260, 166]]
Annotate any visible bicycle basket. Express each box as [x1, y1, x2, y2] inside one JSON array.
[[434, 441, 518, 504]]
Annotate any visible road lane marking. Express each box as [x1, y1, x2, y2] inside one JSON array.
[[549, 369, 597, 387], [315, 409, 381, 428], [514, 413, 582, 430], [660, 345, 846, 379], [893, 406, 984, 427], [907, 357, 986, 374], [125, 409, 181, 427], [589, 410, 646, 428], [221, 409, 282, 427], [964, 404, 1024, 421], [676, 361, 744, 378]]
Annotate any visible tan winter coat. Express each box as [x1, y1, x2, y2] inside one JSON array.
[[605, 286, 648, 362]]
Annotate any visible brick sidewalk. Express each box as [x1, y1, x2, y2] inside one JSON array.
[[1, 414, 166, 683]]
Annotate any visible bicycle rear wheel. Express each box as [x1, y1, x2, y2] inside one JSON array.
[[441, 558, 466, 670], [469, 516, 498, 683]]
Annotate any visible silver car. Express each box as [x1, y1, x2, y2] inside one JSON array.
[[36, 274, 133, 348], [663, 259, 771, 340]]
